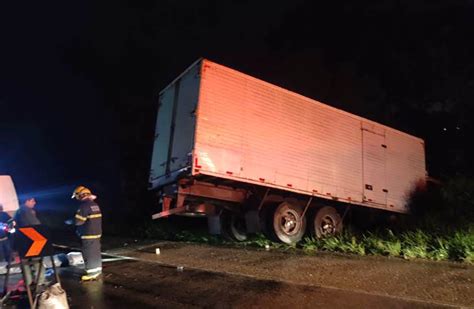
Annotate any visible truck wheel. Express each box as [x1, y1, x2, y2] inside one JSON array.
[[221, 211, 248, 242], [260, 203, 276, 240], [272, 202, 306, 244], [312, 206, 342, 238]]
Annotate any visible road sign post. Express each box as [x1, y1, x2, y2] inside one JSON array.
[[1, 225, 61, 308]]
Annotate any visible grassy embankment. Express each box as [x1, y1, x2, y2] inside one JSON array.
[[139, 176, 474, 263]]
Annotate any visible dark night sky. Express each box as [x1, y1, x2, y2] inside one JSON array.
[[1, 1, 473, 214]]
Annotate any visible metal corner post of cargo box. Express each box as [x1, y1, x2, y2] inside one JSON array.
[[191, 59, 205, 175], [165, 78, 181, 176]]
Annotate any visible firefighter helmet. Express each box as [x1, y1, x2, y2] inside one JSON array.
[[71, 186, 92, 200]]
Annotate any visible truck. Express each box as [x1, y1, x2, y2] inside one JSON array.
[[148, 58, 427, 244]]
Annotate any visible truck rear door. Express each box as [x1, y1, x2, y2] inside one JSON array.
[[149, 61, 201, 189]]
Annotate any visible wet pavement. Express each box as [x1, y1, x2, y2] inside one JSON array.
[[111, 241, 474, 308], [61, 259, 452, 308], [1, 238, 473, 308]]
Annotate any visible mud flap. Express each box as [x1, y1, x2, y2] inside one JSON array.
[[245, 210, 260, 233], [207, 215, 221, 235]]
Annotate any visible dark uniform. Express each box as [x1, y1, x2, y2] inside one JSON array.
[[13, 202, 45, 285], [13, 205, 41, 227], [75, 199, 102, 277]]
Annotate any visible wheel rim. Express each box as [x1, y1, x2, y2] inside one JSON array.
[[279, 209, 302, 236], [320, 215, 336, 236]]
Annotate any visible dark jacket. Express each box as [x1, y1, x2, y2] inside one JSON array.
[[0, 212, 11, 224], [75, 199, 102, 239], [0, 212, 11, 240], [13, 206, 41, 227]]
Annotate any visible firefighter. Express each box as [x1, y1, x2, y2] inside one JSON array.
[[71, 186, 102, 281]]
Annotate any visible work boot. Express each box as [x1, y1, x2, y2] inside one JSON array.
[[81, 272, 102, 282]]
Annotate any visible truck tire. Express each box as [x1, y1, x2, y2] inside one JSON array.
[[259, 203, 276, 240], [221, 210, 248, 242], [271, 202, 306, 244], [312, 206, 342, 238]]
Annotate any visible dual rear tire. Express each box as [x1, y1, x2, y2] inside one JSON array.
[[312, 206, 343, 238], [220, 202, 343, 245], [268, 202, 307, 244], [264, 202, 343, 244]]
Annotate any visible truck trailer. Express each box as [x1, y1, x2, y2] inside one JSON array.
[[149, 59, 427, 244]]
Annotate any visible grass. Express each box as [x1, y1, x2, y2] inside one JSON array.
[[136, 221, 474, 263], [302, 228, 474, 263], [140, 220, 474, 263]]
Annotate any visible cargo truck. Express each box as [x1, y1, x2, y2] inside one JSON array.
[[148, 59, 427, 244]]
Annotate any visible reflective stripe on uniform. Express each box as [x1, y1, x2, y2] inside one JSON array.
[[81, 234, 102, 239], [87, 214, 102, 219], [0, 237, 7, 241], [86, 267, 102, 273], [75, 214, 87, 221]]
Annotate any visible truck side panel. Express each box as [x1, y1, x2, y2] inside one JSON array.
[[195, 61, 364, 204], [194, 60, 425, 212]]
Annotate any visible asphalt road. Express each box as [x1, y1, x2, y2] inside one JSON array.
[[1, 239, 473, 308], [60, 259, 450, 309]]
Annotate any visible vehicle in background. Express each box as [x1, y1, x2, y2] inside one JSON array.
[[0, 175, 20, 216]]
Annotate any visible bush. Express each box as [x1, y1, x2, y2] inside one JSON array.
[[447, 229, 474, 262], [408, 176, 474, 231], [401, 230, 430, 259], [363, 230, 401, 257], [441, 177, 474, 228], [428, 237, 450, 261], [138, 221, 174, 240], [298, 227, 473, 263]]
